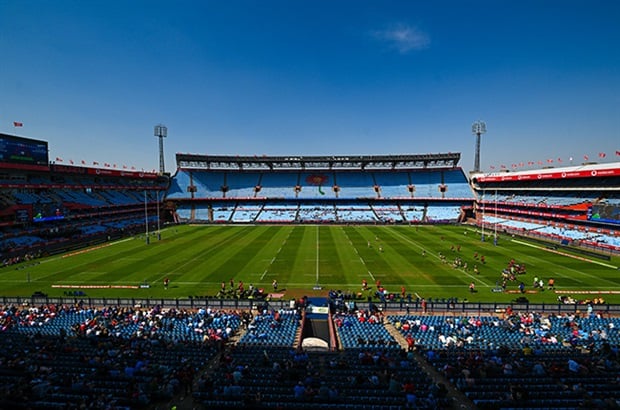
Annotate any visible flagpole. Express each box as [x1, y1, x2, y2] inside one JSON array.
[[481, 189, 485, 242], [156, 190, 161, 240], [494, 189, 498, 246], [144, 190, 150, 245]]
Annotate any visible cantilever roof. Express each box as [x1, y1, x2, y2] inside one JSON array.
[[175, 152, 461, 170], [472, 161, 620, 178]]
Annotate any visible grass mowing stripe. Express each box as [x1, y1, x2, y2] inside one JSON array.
[[319, 226, 350, 285], [508, 239, 618, 287], [345, 226, 390, 282], [339, 227, 375, 281], [389, 226, 492, 287], [189, 226, 284, 284], [260, 227, 294, 280], [155, 226, 255, 277], [316, 226, 320, 286], [4, 224, 620, 303], [288, 226, 320, 283], [26, 236, 165, 284]]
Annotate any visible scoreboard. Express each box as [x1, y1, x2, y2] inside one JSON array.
[[0, 133, 49, 167]]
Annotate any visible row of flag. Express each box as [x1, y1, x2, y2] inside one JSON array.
[[7, 121, 155, 173], [53, 157, 155, 172], [489, 151, 620, 170], [54, 158, 134, 169], [7, 120, 617, 174]]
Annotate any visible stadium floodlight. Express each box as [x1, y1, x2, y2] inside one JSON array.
[[154, 124, 167, 175], [472, 120, 487, 173]]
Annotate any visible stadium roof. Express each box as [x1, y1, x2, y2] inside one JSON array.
[[471, 161, 620, 182], [175, 152, 461, 170], [470, 162, 620, 192]]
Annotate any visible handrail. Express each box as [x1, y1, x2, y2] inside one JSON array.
[[2, 296, 617, 316]]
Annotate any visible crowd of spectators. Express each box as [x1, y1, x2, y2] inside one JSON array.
[[424, 329, 620, 408], [391, 309, 620, 350], [194, 343, 450, 409], [0, 302, 242, 409], [2, 300, 620, 408]]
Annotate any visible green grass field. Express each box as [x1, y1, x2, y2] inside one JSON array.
[[3, 224, 620, 304]]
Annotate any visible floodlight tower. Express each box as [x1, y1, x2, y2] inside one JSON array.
[[472, 120, 486, 173], [154, 124, 167, 175]]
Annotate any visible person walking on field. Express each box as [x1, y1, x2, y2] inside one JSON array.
[[469, 282, 476, 293]]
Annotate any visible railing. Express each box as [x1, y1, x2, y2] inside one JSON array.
[[386, 299, 620, 315], [0, 296, 277, 310], [2, 295, 618, 315]]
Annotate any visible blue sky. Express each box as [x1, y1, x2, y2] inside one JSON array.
[[1, 0, 618, 173]]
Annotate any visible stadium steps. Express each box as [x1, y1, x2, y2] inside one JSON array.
[[336, 325, 345, 351], [383, 321, 409, 350], [383, 321, 475, 410], [293, 321, 303, 347]]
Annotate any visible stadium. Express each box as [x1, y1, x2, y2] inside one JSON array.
[[1, 130, 620, 410]]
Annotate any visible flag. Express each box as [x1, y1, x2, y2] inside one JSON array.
[[122, 165, 127, 169], [13, 121, 23, 127], [583, 155, 589, 161], [131, 166, 136, 170], [500, 164, 506, 169], [55, 157, 63, 162], [599, 152, 606, 158], [616, 150, 620, 156], [69, 160, 74, 164], [93, 161, 99, 165], [489, 165, 495, 170], [527, 161, 534, 166], [81, 160, 86, 165], [557, 157, 562, 163], [547, 158, 553, 163], [537, 161, 543, 165], [569, 157, 573, 162]]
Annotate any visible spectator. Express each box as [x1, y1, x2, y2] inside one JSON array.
[[294, 381, 306, 399]]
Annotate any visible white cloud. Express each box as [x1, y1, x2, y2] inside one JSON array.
[[372, 23, 430, 54]]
